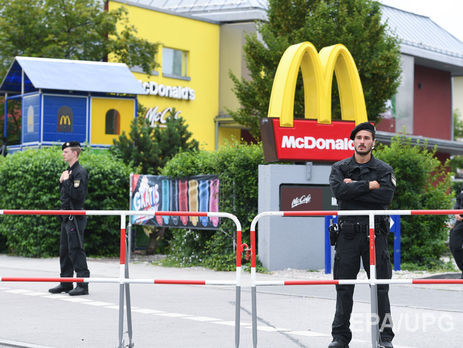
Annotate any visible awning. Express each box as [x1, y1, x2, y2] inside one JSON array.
[[0, 56, 146, 95]]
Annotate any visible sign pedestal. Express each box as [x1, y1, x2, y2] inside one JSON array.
[[258, 163, 336, 270]]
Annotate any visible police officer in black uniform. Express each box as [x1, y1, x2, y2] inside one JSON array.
[[328, 122, 396, 348], [450, 186, 463, 278], [49, 141, 90, 296]]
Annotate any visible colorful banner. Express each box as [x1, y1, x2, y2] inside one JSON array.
[[130, 174, 220, 229]]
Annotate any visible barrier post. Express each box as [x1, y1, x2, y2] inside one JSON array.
[[324, 215, 337, 274], [391, 215, 401, 271], [235, 222, 242, 348], [124, 216, 134, 347], [118, 213, 127, 348], [369, 212, 380, 347], [250, 225, 257, 348]]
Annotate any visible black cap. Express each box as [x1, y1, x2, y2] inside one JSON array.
[[350, 122, 375, 140], [62, 141, 81, 150]]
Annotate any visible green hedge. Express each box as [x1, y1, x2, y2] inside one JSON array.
[[375, 136, 453, 267], [161, 142, 265, 270], [0, 147, 132, 257]]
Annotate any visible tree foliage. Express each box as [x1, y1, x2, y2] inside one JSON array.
[[110, 112, 199, 175], [375, 136, 453, 267], [0, 0, 159, 78], [230, 0, 402, 137], [0, 98, 21, 146], [161, 142, 265, 271]]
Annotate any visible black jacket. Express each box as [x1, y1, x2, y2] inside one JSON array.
[[60, 160, 88, 210], [330, 155, 395, 221]]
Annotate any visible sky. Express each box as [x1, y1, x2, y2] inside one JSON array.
[[378, 0, 463, 42]]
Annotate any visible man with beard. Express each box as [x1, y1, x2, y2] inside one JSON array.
[[328, 122, 396, 348]]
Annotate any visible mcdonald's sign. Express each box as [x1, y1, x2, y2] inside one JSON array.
[[57, 105, 73, 132], [261, 42, 369, 162]]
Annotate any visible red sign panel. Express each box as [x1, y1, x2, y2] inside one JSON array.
[[261, 118, 357, 162]]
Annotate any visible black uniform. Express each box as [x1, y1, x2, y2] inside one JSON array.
[[450, 186, 463, 274], [59, 160, 90, 286], [329, 155, 396, 345]]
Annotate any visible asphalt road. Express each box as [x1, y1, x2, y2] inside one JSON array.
[[1, 255, 463, 348]]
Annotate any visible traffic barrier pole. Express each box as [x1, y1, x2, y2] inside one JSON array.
[[249, 209, 463, 348], [368, 212, 379, 347], [118, 213, 126, 348], [0, 209, 243, 348]]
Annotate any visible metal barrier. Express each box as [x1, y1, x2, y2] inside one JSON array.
[[0, 209, 243, 348], [249, 209, 463, 348]]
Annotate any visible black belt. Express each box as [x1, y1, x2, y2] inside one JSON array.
[[340, 222, 368, 234], [340, 221, 387, 233]]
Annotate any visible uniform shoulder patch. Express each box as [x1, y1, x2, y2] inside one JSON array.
[[73, 180, 81, 188], [391, 174, 396, 187]]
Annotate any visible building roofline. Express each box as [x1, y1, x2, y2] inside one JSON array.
[[112, 0, 220, 24]]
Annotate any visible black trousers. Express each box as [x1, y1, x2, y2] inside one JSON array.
[[59, 216, 90, 287], [450, 221, 463, 272], [332, 231, 394, 344]]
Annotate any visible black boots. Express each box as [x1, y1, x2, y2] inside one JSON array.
[[49, 283, 88, 296], [48, 283, 73, 294], [381, 340, 393, 348], [328, 340, 349, 348], [69, 284, 89, 296]]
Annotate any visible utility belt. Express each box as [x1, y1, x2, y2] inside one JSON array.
[[339, 220, 388, 236], [329, 216, 389, 246]]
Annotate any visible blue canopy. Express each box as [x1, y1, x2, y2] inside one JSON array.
[[0, 56, 146, 94]]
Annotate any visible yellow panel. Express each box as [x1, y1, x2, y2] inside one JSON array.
[[91, 98, 135, 145], [108, 1, 220, 151]]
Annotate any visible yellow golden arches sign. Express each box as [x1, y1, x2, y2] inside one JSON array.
[[268, 41, 368, 126]]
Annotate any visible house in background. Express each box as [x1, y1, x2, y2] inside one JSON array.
[[377, 5, 463, 161], [0, 57, 145, 151]]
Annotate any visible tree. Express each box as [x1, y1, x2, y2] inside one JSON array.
[[230, 0, 402, 137], [0, 98, 21, 146], [375, 137, 453, 267], [111, 111, 199, 254], [0, 0, 159, 79], [111, 111, 199, 175]]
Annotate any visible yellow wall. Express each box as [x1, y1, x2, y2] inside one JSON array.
[[91, 97, 135, 145], [109, 1, 220, 151]]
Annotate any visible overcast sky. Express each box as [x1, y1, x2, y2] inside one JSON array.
[[378, 0, 463, 41]]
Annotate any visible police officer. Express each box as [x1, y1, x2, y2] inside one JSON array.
[[450, 186, 463, 278], [49, 141, 90, 296], [328, 122, 396, 348]]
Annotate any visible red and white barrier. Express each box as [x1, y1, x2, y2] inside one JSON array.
[[0, 209, 243, 348], [249, 209, 463, 348]]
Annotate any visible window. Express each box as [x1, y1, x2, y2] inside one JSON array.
[[162, 47, 189, 79], [105, 109, 120, 135]]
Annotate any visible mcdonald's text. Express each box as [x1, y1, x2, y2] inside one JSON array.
[[281, 136, 353, 151], [261, 118, 357, 162]]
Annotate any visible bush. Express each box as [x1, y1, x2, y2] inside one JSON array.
[[161, 142, 265, 270], [374, 136, 453, 267], [0, 147, 132, 257]]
